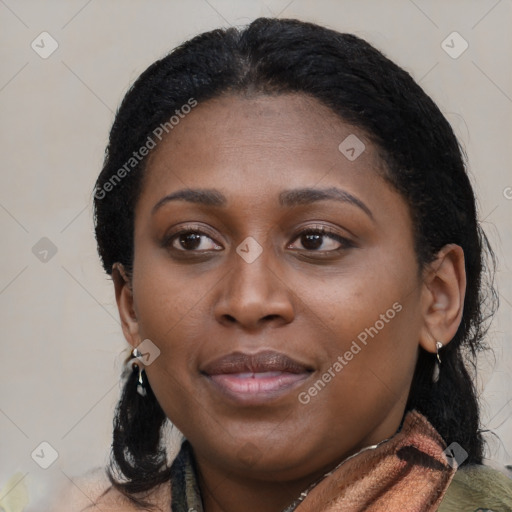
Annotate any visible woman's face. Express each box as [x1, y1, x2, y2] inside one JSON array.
[[118, 93, 434, 481]]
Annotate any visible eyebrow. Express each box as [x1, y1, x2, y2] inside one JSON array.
[[151, 186, 373, 219], [279, 187, 373, 219]]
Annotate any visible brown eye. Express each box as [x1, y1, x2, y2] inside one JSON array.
[[177, 233, 202, 250], [289, 228, 353, 252], [164, 229, 223, 252]]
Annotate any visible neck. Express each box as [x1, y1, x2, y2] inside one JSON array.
[[195, 460, 326, 512]]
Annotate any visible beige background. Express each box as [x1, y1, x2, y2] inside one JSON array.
[[1, 0, 511, 509]]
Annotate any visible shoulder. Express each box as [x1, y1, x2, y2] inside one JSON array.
[[439, 464, 512, 512], [48, 467, 172, 512]]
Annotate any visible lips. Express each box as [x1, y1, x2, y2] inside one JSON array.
[[200, 350, 313, 404], [200, 350, 313, 376]]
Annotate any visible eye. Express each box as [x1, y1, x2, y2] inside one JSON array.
[[162, 225, 353, 254], [163, 228, 223, 252], [288, 227, 353, 252]]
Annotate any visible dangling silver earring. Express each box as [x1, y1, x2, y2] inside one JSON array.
[[433, 341, 443, 383], [435, 341, 443, 364], [126, 348, 147, 397]]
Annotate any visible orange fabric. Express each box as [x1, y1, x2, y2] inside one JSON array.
[[294, 410, 456, 511]]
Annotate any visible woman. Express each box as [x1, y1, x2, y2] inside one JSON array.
[[53, 17, 511, 512]]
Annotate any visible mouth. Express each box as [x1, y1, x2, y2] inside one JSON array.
[[200, 350, 314, 405]]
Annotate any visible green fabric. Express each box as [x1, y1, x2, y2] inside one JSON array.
[[439, 465, 512, 512], [169, 440, 204, 512]]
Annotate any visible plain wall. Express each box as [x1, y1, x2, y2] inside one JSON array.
[[1, 0, 511, 509]]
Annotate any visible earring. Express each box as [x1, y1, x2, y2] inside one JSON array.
[[435, 341, 443, 364], [432, 341, 443, 383], [126, 348, 147, 397]]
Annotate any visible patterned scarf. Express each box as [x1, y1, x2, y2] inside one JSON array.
[[169, 410, 456, 512]]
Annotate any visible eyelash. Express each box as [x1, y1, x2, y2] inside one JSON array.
[[162, 225, 354, 254]]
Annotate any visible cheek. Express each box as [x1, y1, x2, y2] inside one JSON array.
[[131, 257, 214, 384], [131, 267, 210, 430], [300, 251, 422, 401], [133, 241, 222, 336], [297, 303, 421, 438]]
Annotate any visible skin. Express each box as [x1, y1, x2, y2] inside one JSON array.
[[112, 93, 466, 512]]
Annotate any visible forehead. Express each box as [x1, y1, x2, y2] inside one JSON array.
[[137, 93, 386, 206]]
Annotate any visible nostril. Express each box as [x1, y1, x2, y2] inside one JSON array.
[[223, 314, 237, 324], [221, 313, 280, 326]]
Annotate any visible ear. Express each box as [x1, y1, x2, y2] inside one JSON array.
[[418, 244, 466, 354], [112, 263, 141, 349]]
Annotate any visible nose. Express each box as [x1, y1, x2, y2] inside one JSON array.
[[213, 248, 295, 331]]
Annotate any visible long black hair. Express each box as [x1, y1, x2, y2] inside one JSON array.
[[92, 17, 498, 510]]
